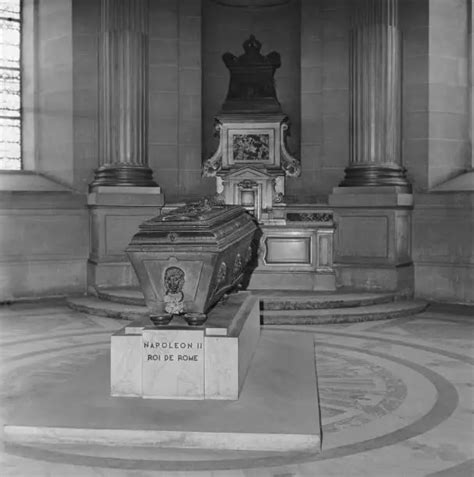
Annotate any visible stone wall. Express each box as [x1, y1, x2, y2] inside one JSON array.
[[401, 0, 471, 191], [32, 0, 100, 193], [36, 0, 75, 186], [149, 0, 213, 202], [402, 0, 473, 304], [0, 0, 90, 301], [413, 193, 474, 304], [0, 184, 89, 301], [297, 0, 350, 200], [297, 0, 322, 201], [400, 0, 429, 190], [425, 0, 470, 188], [72, 0, 100, 192]]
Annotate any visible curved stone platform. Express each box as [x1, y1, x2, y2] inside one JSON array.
[[95, 286, 398, 309], [97, 286, 146, 306], [67, 288, 427, 324], [262, 300, 428, 324]]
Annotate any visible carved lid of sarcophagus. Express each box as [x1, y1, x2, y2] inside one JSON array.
[[127, 199, 257, 251]]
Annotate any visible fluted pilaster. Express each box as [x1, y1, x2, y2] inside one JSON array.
[[341, 0, 409, 187], [91, 0, 156, 187]]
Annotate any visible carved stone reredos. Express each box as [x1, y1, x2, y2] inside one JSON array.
[[221, 35, 282, 113], [203, 36, 301, 222]]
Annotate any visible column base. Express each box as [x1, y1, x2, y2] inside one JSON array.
[[339, 164, 411, 188], [90, 164, 157, 188], [329, 185, 413, 207]]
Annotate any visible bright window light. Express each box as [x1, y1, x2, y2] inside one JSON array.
[[0, 0, 21, 170]]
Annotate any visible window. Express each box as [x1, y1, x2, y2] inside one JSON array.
[[0, 0, 21, 170]]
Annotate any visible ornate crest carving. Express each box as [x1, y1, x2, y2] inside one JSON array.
[[238, 179, 258, 189]]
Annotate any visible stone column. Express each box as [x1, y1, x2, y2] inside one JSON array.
[[87, 0, 163, 291], [340, 0, 409, 187], [91, 0, 157, 187], [329, 0, 413, 295]]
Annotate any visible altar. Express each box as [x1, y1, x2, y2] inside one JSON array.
[[203, 35, 335, 290]]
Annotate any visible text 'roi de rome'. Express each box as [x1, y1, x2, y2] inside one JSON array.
[[146, 354, 199, 362]]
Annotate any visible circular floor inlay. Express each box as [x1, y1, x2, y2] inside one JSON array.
[[3, 329, 460, 472], [317, 349, 407, 433]]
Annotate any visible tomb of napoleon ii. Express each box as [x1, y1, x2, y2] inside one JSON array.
[[112, 201, 260, 400]]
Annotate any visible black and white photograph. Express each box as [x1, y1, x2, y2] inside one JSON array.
[[0, 0, 473, 475]]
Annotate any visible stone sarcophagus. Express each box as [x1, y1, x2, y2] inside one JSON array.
[[126, 201, 257, 326]]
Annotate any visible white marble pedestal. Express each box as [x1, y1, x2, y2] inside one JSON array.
[[111, 292, 260, 400]]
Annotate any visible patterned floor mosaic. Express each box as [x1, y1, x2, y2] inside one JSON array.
[[0, 301, 472, 476]]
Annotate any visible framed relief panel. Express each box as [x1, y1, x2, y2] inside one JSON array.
[[232, 132, 270, 162], [225, 127, 277, 167]]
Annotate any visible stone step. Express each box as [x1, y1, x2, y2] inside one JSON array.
[[259, 292, 395, 310], [67, 297, 147, 321], [96, 286, 145, 306], [95, 286, 396, 310], [67, 295, 428, 325], [261, 300, 428, 325]]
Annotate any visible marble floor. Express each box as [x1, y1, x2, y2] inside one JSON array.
[[0, 300, 472, 476]]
